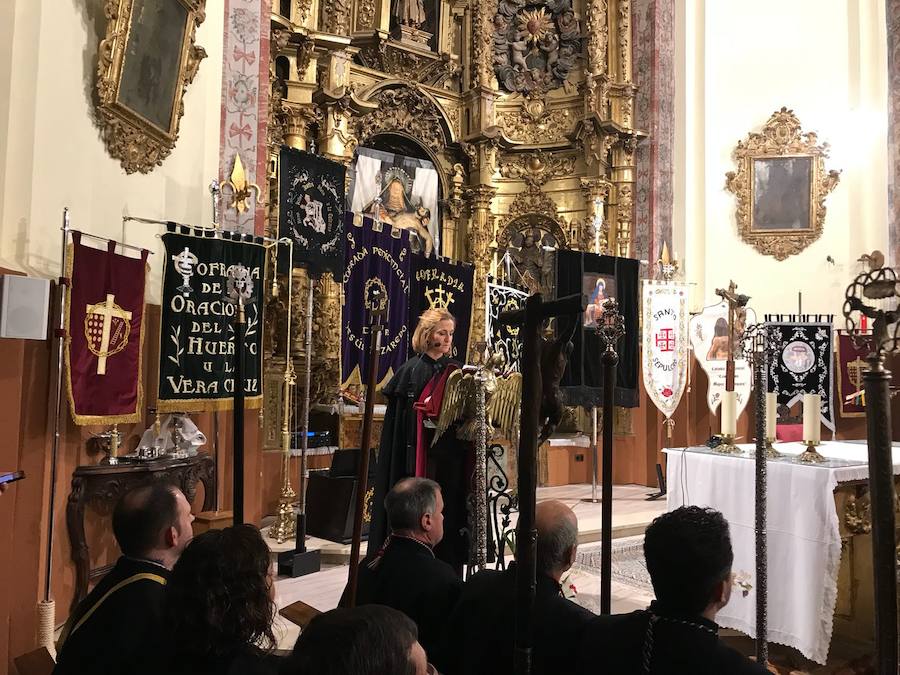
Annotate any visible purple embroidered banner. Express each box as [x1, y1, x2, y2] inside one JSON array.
[[341, 216, 413, 391]]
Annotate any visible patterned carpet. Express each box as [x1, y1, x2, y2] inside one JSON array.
[[576, 535, 653, 594]]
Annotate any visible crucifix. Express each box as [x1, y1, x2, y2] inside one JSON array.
[[86, 293, 132, 375], [714, 281, 750, 391]]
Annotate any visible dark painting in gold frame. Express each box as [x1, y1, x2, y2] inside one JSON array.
[[726, 108, 840, 261], [96, 0, 207, 174]]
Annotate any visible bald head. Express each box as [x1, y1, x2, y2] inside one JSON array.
[[535, 500, 579, 580]]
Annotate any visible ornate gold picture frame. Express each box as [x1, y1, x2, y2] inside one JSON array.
[[96, 0, 207, 174], [725, 107, 840, 261]]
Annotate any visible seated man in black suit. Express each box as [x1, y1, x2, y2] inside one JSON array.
[[54, 482, 195, 675], [442, 500, 594, 675], [341, 477, 461, 666], [576, 506, 770, 674]]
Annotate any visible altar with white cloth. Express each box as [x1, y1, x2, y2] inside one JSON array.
[[664, 442, 900, 665]]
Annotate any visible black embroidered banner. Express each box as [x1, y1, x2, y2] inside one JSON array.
[[408, 253, 474, 360], [158, 227, 267, 412], [764, 318, 835, 430], [341, 216, 413, 390], [486, 281, 528, 372], [556, 250, 640, 408], [278, 146, 346, 277]]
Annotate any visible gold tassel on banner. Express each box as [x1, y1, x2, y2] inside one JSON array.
[[664, 416, 675, 440]]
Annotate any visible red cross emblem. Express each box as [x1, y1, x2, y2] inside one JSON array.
[[655, 328, 675, 352]]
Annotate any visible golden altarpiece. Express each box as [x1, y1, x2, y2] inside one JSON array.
[[260, 0, 643, 449]]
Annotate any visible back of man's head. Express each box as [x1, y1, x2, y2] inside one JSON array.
[[288, 605, 420, 675], [112, 483, 181, 558], [385, 477, 440, 533], [643, 506, 734, 616], [535, 500, 578, 579]]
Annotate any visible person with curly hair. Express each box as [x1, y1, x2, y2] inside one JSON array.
[[575, 506, 769, 674], [144, 524, 281, 675]]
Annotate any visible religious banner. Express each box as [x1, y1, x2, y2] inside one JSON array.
[[347, 147, 441, 256], [642, 281, 689, 421], [764, 318, 835, 431], [408, 253, 474, 360], [278, 146, 346, 277], [836, 331, 870, 417], [486, 281, 528, 372], [158, 227, 267, 412], [689, 301, 756, 415], [556, 250, 641, 408], [65, 234, 149, 425], [341, 216, 413, 390]]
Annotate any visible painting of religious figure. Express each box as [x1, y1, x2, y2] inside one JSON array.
[[348, 147, 441, 256], [117, 0, 191, 134], [751, 156, 813, 231], [582, 273, 616, 329]]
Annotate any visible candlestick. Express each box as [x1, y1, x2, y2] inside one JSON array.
[[765, 392, 777, 441], [802, 393, 821, 444], [721, 390, 737, 436], [715, 391, 741, 454]]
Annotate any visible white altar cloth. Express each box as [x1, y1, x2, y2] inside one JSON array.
[[664, 442, 900, 665]]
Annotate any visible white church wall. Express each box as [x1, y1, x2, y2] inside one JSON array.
[[677, 0, 888, 320], [0, 0, 225, 304]]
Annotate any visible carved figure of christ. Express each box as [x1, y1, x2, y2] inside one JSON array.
[[88, 293, 132, 375]]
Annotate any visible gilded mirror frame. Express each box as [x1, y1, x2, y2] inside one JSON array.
[[725, 107, 840, 261], [96, 0, 207, 174]]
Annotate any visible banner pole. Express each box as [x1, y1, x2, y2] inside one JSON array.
[[233, 295, 245, 525], [347, 295, 385, 605], [39, 208, 71, 654]]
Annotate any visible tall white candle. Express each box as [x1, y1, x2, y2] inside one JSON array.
[[721, 391, 737, 437], [803, 393, 821, 444], [765, 392, 777, 441]]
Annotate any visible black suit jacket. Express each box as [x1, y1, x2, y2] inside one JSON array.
[[341, 536, 462, 663], [575, 603, 771, 675], [442, 562, 595, 675], [53, 557, 169, 675]]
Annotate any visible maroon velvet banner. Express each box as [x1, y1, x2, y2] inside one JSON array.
[[836, 332, 870, 418], [65, 234, 149, 425]]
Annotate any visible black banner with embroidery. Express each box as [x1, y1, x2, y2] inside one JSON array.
[[556, 250, 641, 408], [158, 227, 266, 412], [278, 146, 346, 277], [408, 253, 474, 360], [486, 281, 528, 372], [764, 318, 835, 431]]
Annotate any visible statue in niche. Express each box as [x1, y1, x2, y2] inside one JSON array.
[[364, 168, 436, 256], [492, 0, 580, 95], [392, 0, 426, 29], [501, 228, 557, 296]]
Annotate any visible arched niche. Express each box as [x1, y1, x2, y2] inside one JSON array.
[[348, 132, 447, 257], [495, 213, 568, 296]]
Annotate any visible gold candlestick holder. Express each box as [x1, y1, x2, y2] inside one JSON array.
[[764, 437, 781, 459], [99, 425, 122, 465], [715, 434, 742, 454], [796, 440, 826, 464]]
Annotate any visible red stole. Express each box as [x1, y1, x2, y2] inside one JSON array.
[[413, 364, 458, 477]]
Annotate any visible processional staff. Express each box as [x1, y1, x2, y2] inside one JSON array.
[[346, 286, 388, 607], [225, 263, 254, 525], [843, 254, 900, 675], [499, 292, 584, 675]]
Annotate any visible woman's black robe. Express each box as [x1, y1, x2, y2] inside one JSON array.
[[367, 353, 449, 556]]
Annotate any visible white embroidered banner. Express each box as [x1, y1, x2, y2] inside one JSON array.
[[642, 281, 689, 420], [689, 300, 756, 416]]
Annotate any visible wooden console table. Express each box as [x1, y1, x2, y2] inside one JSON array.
[[66, 454, 216, 611]]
